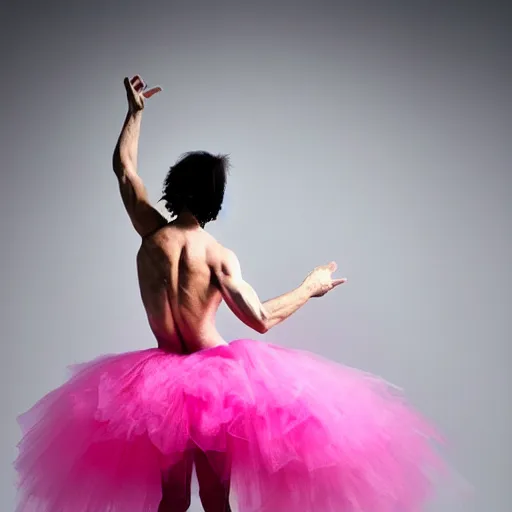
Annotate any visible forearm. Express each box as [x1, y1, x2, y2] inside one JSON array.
[[112, 110, 143, 176], [262, 283, 312, 330]]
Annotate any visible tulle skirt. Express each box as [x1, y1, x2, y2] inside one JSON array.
[[15, 339, 444, 511]]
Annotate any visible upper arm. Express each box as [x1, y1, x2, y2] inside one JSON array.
[[117, 168, 167, 237], [214, 249, 269, 334]]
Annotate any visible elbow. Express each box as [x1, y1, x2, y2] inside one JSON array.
[[256, 308, 270, 334], [255, 322, 269, 335], [113, 159, 135, 182], [112, 151, 123, 176], [112, 147, 132, 175]]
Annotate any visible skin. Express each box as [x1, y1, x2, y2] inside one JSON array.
[[112, 75, 347, 512]]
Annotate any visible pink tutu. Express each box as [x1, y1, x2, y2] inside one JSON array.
[[15, 339, 444, 511]]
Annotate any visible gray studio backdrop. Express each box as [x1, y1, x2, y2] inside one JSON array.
[[1, 1, 510, 511]]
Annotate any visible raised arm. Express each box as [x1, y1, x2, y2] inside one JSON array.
[[112, 76, 167, 237], [214, 249, 346, 334]]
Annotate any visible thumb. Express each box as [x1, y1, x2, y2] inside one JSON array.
[[332, 277, 347, 287], [123, 77, 133, 93], [327, 261, 337, 272], [143, 86, 162, 99]]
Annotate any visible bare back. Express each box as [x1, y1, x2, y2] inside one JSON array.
[[137, 222, 227, 354], [114, 78, 343, 356]]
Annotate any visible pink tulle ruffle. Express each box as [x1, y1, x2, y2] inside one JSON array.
[[15, 339, 444, 512]]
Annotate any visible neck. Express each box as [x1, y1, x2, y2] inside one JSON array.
[[176, 210, 200, 228]]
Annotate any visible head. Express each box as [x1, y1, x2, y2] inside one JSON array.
[[161, 151, 230, 227]]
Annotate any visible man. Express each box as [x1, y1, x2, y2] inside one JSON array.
[[113, 75, 347, 511], [15, 75, 440, 512]]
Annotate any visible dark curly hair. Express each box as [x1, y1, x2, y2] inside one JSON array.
[[160, 151, 230, 227]]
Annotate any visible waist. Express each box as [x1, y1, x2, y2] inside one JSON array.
[[156, 335, 228, 355]]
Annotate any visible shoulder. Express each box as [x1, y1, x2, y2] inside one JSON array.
[[207, 241, 239, 275], [140, 221, 173, 242]]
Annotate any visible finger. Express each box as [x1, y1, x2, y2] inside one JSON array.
[[130, 74, 142, 85], [332, 278, 347, 287], [133, 79, 147, 93], [123, 76, 133, 92], [142, 86, 162, 99], [124, 77, 140, 98], [130, 75, 145, 92], [327, 261, 337, 272]]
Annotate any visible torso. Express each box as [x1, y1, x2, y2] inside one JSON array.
[[136, 222, 227, 354]]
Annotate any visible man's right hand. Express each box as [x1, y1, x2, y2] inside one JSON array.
[[124, 75, 162, 113], [113, 75, 168, 238], [303, 262, 347, 298]]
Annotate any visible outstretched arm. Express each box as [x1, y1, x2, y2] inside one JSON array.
[[214, 249, 346, 334], [112, 76, 167, 237]]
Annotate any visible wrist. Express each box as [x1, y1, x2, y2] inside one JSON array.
[[127, 106, 143, 117], [299, 281, 314, 300]]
